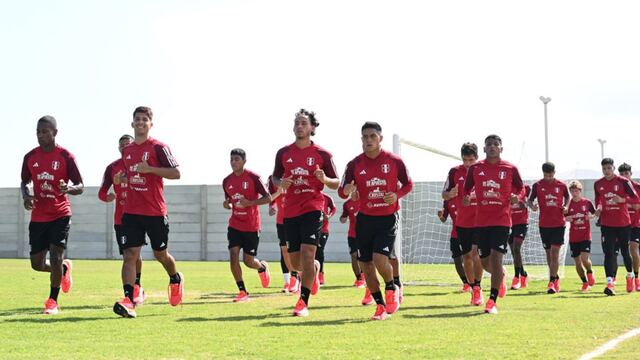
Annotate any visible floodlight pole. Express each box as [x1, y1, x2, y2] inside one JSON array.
[[597, 138, 607, 159], [539, 96, 552, 163]]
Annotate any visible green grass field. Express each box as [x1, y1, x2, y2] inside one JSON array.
[[1, 259, 639, 359]]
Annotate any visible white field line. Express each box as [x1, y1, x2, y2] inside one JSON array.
[[579, 327, 640, 360]]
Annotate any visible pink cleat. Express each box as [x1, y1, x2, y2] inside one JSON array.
[[471, 286, 484, 306], [168, 272, 184, 306], [354, 275, 366, 289], [133, 285, 146, 306], [587, 273, 596, 287], [258, 261, 271, 288], [547, 281, 557, 294], [385, 285, 400, 314], [604, 283, 616, 296], [371, 304, 388, 320], [113, 297, 136, 318], [519, 275, 529, 288], [292, 298, 308, 317], [361, 288, 374, 305], [233, 290, 249, 303], [580, 282, 591, 292], [498, 274, 507, 298], [635, 278, 640, 292], [288, 275, 300, 293], [461, 283, 472, 293], [554, 278, 561, 293], [318, 272, 325, 286], [626, 276, 634, 293], [484, 299, 498, 314], [510, 276, 521, 290], [43, 298, 59, 315], [61, 259, 73, 293], [311, 260, 321, 295]]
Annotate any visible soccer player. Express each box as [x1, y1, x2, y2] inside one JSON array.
[[223, 148, 272, 302], [437, 199, 470, 292], [316, 192, 337, 285], [267, 175, 299, 293], [98, 134, 146, 305], [508, 184, 530, 290], [21, 115, 84, 314], [443, 142, 485, 306], [594, 158, 638, 296], [113, 106, 184, 318], [565, 180, 597, 292], [272, 109, 340, 317], [339, 196, 365, 288], [463, 135, 523, 314], [527, 162, 569, 294], [339, 121, 413, 321], [617, 163, 640, 291]]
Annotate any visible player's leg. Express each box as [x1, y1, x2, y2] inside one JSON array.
[[147, 216, 183, 306], [601, 227, 618, 295], [348, 237, 364, 286], [485, 227, 508, 314], [241, 231, 270, 288], [630, 228, 640, 283], [228, 244, 246, 299], [581, 242, 595, 286], [450, 237, 468, 291], [315, 233, 328, 284]]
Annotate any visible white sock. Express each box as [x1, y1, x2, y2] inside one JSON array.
[[607, 276, 614, 284], [628, 272, 634, 278], [283, 273, 290, 283]]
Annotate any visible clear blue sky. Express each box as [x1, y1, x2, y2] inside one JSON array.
[[3, 0, 640, 188]]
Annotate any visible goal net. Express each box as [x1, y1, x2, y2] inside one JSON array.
[[393, 135, 568, 285]]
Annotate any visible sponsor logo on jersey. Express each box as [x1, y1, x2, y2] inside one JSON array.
[[482, 179, 501, 189], [40, 181, 53, 192], [130, 175, 146, 185], [366, 177, 387, 187], [32, 162, 39, 168], [368, 188, 385, 200], [291, 167, 310, 176], [36, 172, 55, 181]]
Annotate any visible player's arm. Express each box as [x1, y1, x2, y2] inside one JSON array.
[[271, 147, 293, 189], [61, 151, 84, 195], [442, 168, 458, 200], [527, 182, 539, 211], [20, 155, 33, 210], [338, 160, 356, 199], [339, 202, 349, 223], [326, 196, 337, 218], [461, 165, 476, 206], [384, 158, 413, 204], [510, 167, 524, 204], [98, 164, 115, 202], [138, 144, 180, 180], [316, 152, 340, 190], [222, 179, 232, 210], [623, 179, 638, 199]]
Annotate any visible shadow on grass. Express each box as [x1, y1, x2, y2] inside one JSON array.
[[177, 313, 289, 322], [318, 285, 353, 290], [261, 318, 369, 327], [400, 304, 469, 311], [404, 292, 449, 297], [0, 304, 107, 317], [276, 304, 359, 311], [402, 311, 485, 319]]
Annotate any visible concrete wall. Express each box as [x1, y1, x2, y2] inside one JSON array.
[[0, 181, 609, 264]]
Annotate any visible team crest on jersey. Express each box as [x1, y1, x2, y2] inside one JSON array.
[[381, 164, 390, 174], [142, 152, 149, 161], [51, 161, 60, 170], [614, 185, 619, 192], [306, 157, 315, 166], [581, 205, 586, 211], [555, 187, 559, 193], [242, 181, 249, 190], [498, 171, 506, 180]]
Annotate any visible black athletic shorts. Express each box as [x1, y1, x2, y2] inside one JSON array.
[[284, 210, 322, 253], [456, 226, 477, 255], [121, 213, 170, 251], [570, 240, 591, 258], [318, 233, 329, 249], [630, 227, 640, 244], [355, 212, 398, 262], [509, 224, 528, 245], [348, 236, 357, 254], [29, 216, 71, 255], [114, 224, 126, 255], [227, 226, 259, 256], [539, 226, 565, 250], [601, 225, 630, 256], [276, 223, 286, 247], [450, 237, 463, 258], [476, 226, 510, 258]]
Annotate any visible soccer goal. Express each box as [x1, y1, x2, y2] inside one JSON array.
[[392, 135, 568, 285]]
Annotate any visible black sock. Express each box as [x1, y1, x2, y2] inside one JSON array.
[[135, 273, 141, 286], [372, 291, 385, 305], [258, 266, 266, 273], [393, 276, 402, 288], [169, 272, 181, 284], [62, 263, 68, 276], [635, 271, 639, 278], [355, 272, 362, 280], [49, 287, 61, 301], [580, 275, 587, 283], [474, 280, 481, 288], [461, 276, 468, 284], [489, 288, 499, 302], [237, 281, 246, 292], [291, 271, 298, 278], [587, 269, 593, 274], [385, 281, 396, 291], [521, 268, 528, 277], [300, 287, 311, 305], [124, 284, 134, 303]]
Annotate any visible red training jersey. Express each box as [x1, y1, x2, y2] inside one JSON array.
[[223, 169, 269, 232], [122, 137, 178, 217], [272, 142, 338, 219], [267, 175, 285, 225], [626, 181, 640, 228], [321, 193, 337, 234], [21, 145, 83, 222], [463, 159, 523, 227], [98, 158, 128, 225], [529, 179, 569, 228], [443, 164, 477, 228], [510, 184, 530, 226], [340, 198, 360, 238], [443, 199, 458, 238], [594, 175, 637, 227], [338, 149, 413, 216], [566, 198, 596, 242]]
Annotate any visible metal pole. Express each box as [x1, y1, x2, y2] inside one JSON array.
[[597, 139, 606, 159], [544, 103, 549, 163]]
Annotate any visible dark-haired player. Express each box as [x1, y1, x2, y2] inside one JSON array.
[[21, 115, 84, 314], [223, 148, 272, 302], [443, 142, 485, 306], [339, 121, 413, 321], [595, 158, 637, 296], [113, 106, 184, 318], [617, 162, 640, 292], [508, 184, 530, 290], [528, 162, 569, 294], [463, 135, 523, 314], [272, 109, 340, 317], [565, 180, 597, 291], [316, 193, 336, 285], [99, 134, 146, 304]]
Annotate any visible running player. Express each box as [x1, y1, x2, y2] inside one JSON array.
[[99, 134, 146, 305], [508, 184, 530, 290], [617, 163, 640, 292], [272, 109, 340, 317], [316, 193, 336, 285], [267, 175, 298, 293], [594, 158, 638, 296], [463, 135, 523, 314], [565, 180, 597, 292], [339, 196, 365, 288], [339, 121, 413, 320], [443, 142, 485, 306], [21, 115, 84, 314], [528, 162, 569, 294], [113, 106, 184, 318], [223, 148, 272, 302], [437, 199, 470, 292]]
